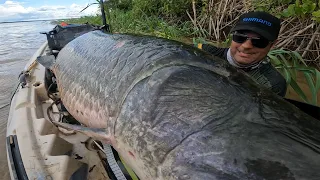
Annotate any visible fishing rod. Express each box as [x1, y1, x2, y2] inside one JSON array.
[[80, 0, 111, 33], [100, 0, 108, 31]]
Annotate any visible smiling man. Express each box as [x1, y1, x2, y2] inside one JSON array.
[[198, 11, 287, 97]]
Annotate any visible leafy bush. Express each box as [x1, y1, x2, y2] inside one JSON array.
[[252, 0, 320, 21], [105, 0, 192, 21], [281, 0, 320, 21], [105, 0, 133, 10]]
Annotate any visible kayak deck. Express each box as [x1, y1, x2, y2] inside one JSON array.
[[6, 43, 110, 180]]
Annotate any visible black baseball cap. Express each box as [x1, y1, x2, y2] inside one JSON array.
[[231, 11, 281, 41]]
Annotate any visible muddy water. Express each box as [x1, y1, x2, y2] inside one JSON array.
[[285, 71, 320, 106], [0, 21, 54, 179]]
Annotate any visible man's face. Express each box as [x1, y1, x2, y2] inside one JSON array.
[[230, 31, 274, 65]]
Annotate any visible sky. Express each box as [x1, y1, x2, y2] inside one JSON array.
[[0, 0, 99, 22]]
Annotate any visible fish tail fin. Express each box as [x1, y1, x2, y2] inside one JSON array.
[[36, 55, 56, 69]]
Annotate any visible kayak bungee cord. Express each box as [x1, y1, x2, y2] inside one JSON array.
[[46, 99, 63, 123]]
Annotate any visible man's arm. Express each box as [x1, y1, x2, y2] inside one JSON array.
[[265, 64, 287, 97], [197, 43, 228, 60], [248, 63, 287, 97], [272, 74, 287, 97]]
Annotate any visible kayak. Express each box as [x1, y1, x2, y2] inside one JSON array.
[[6, 41, 104, 179], [5, 40, 139, 180]]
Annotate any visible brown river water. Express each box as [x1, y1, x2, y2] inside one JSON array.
[[0, 21, 54, 179]]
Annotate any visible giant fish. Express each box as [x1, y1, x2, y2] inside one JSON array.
[[37, 30, 320, 180]]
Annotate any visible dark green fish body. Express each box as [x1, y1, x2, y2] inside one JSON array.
[[38, 31, 320, 180]]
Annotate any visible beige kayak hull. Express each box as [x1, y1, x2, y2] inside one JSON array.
[[6, 42, 109, 180]]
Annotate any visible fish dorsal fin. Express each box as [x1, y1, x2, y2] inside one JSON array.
[[36, 55, 56, 69]]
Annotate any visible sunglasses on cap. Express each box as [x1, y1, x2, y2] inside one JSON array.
[[232, 32, 271, 49]]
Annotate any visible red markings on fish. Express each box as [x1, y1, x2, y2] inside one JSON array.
[[128, 151, 135, 158], [113, 41, 126, 49]]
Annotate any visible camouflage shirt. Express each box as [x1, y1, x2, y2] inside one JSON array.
[[201, 44, 287, 97]]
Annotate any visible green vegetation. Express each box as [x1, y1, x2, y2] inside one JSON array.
[[268, 49, 320, 104], [60, 0, 320, 105], [108, 9, 194, 40], [62, 13, 194, 41]]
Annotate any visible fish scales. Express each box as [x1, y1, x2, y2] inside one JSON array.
[[40, 31, 320, 180]]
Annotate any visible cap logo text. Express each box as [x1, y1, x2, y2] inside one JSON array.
[[242, 18, 272, 26]]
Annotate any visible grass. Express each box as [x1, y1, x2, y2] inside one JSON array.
[[62, 9, 195, 42]]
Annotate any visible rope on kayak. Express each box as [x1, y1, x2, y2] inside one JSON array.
[[5, 81, 21, 110], [47, 99, 64, 123]]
